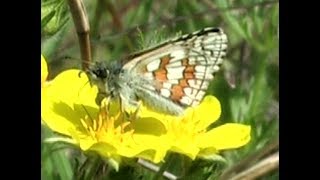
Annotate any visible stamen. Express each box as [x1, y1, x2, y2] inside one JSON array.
[[93, 117, 97, 131], [97, 112, 103, 132], [80, 118, 89, 130], [87, 126, 96, 138]]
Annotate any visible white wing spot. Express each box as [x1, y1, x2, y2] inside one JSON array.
[[163, 82, 172, 89], [160, 88, 171, 98], [167, 79, 179, 84], [204, 51, 212, 55], [195, 72, 213, 79], [213, 51, 220, 56], [204, 44, 217, 50], [188, 57, 197, 64], [213, 66, 220, 72], [220, 44, 227, 50], [166, 66, 185, 79], [192, 100, 200, 106], [184, 87, 198, 97], [195, 65, 206, 72], [194, 38, 203, 45], [166, 61, 182, 67], [221, 34, 228, 41], [188, 79, 202, 89], [201, 81, 210, 89], [167, 73, 183, 80], [180, 96, 192, 105], [146, 59, 161, 72], [193, 47, 202, 52], [205, 74, 214, 79], [170, 50, 185, 61], [183, 87, 192, 96], [217, 58, 223, 64], [145, 85, 156, 91], [203, 36, 217, 44], [195, 91, 206, 100], [197, 56, 206, 61], [144, 72, 154, 80], [189, 51, 199, 57]]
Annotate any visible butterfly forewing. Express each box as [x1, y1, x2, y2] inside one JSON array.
[[122, 27, 227, 107]]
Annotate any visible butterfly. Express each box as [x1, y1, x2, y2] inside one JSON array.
[[86, 27, 227, 116]]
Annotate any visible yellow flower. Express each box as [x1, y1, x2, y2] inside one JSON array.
[[41, 69, 171, 163], [136, 96, 251, 160], [41, 55, 48, 87], [41, 66, 251, 164]]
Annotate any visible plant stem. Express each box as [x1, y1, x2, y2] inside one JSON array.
[[67, 0, 92, 70]]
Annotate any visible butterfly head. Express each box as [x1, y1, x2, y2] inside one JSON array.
[[88, 61, 109, 80], [87, 61, 123, 98]]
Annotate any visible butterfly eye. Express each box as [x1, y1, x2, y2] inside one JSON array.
[[93, 66, 109, 79]]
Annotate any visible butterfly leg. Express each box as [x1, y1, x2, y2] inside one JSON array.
[[95, 92, 107, 106], [119, 94, 127, 114], [118, 93, 143, 121]]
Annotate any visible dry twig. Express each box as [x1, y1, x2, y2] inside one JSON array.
[[219, 138, 279, 180], [67, 0, 91, 70]]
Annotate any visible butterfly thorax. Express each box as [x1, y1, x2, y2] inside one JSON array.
[[87, 61, 124, 98], [87, 61, 152, 106]]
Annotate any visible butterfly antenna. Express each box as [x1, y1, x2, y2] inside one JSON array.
[[62, 56, 97, 72], [62, 56, 96, 66], [77, 59, 100, 98], [81, 104, 94, 123], [77, 76, 91, 98]]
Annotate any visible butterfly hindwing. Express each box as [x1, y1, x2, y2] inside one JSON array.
[[122, 27, 227, 108]]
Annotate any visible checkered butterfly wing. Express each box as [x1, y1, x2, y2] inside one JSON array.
[[122, 27, 227, 108]]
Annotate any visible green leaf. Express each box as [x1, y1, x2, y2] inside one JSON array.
[[198, 154, 227, 164], [215, 0, 247, 39], [41, 10, 56, 29], [41, 126, 73, 180], [107, 156, 121, 172], [42, 24, 68, 59]]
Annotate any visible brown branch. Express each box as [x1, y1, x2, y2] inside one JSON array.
[[91, 0, 104, 37], [137, 159, 178, 180], [67, 0, 91, 70], [58, 0, 277, 56], [230, 151, 279, 180], [219, 138, 279, 180], [118, 0, 140, 17], [97, 0, 278, 42], [104, 0, 123, 31]]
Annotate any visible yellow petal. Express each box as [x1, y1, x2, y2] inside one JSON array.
[[139, 149, 167, 163], [88, 142, 118, 157], [68, 127, 97, 150], [170, 144, 199, 160], [187, 96, 221, 131], [197, 123, 251, 150], [41, 54, 48, 85], [41, 70, 99, 136], [131, 116, 167, 135], [131, 134, 171, 163]]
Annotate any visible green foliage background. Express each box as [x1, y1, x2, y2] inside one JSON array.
[[41, 0, 279, 179]]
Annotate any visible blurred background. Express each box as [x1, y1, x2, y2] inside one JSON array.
[[41, 0, 279, 179]]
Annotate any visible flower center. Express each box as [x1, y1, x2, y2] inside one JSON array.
[[80, 105, 134, 143]]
